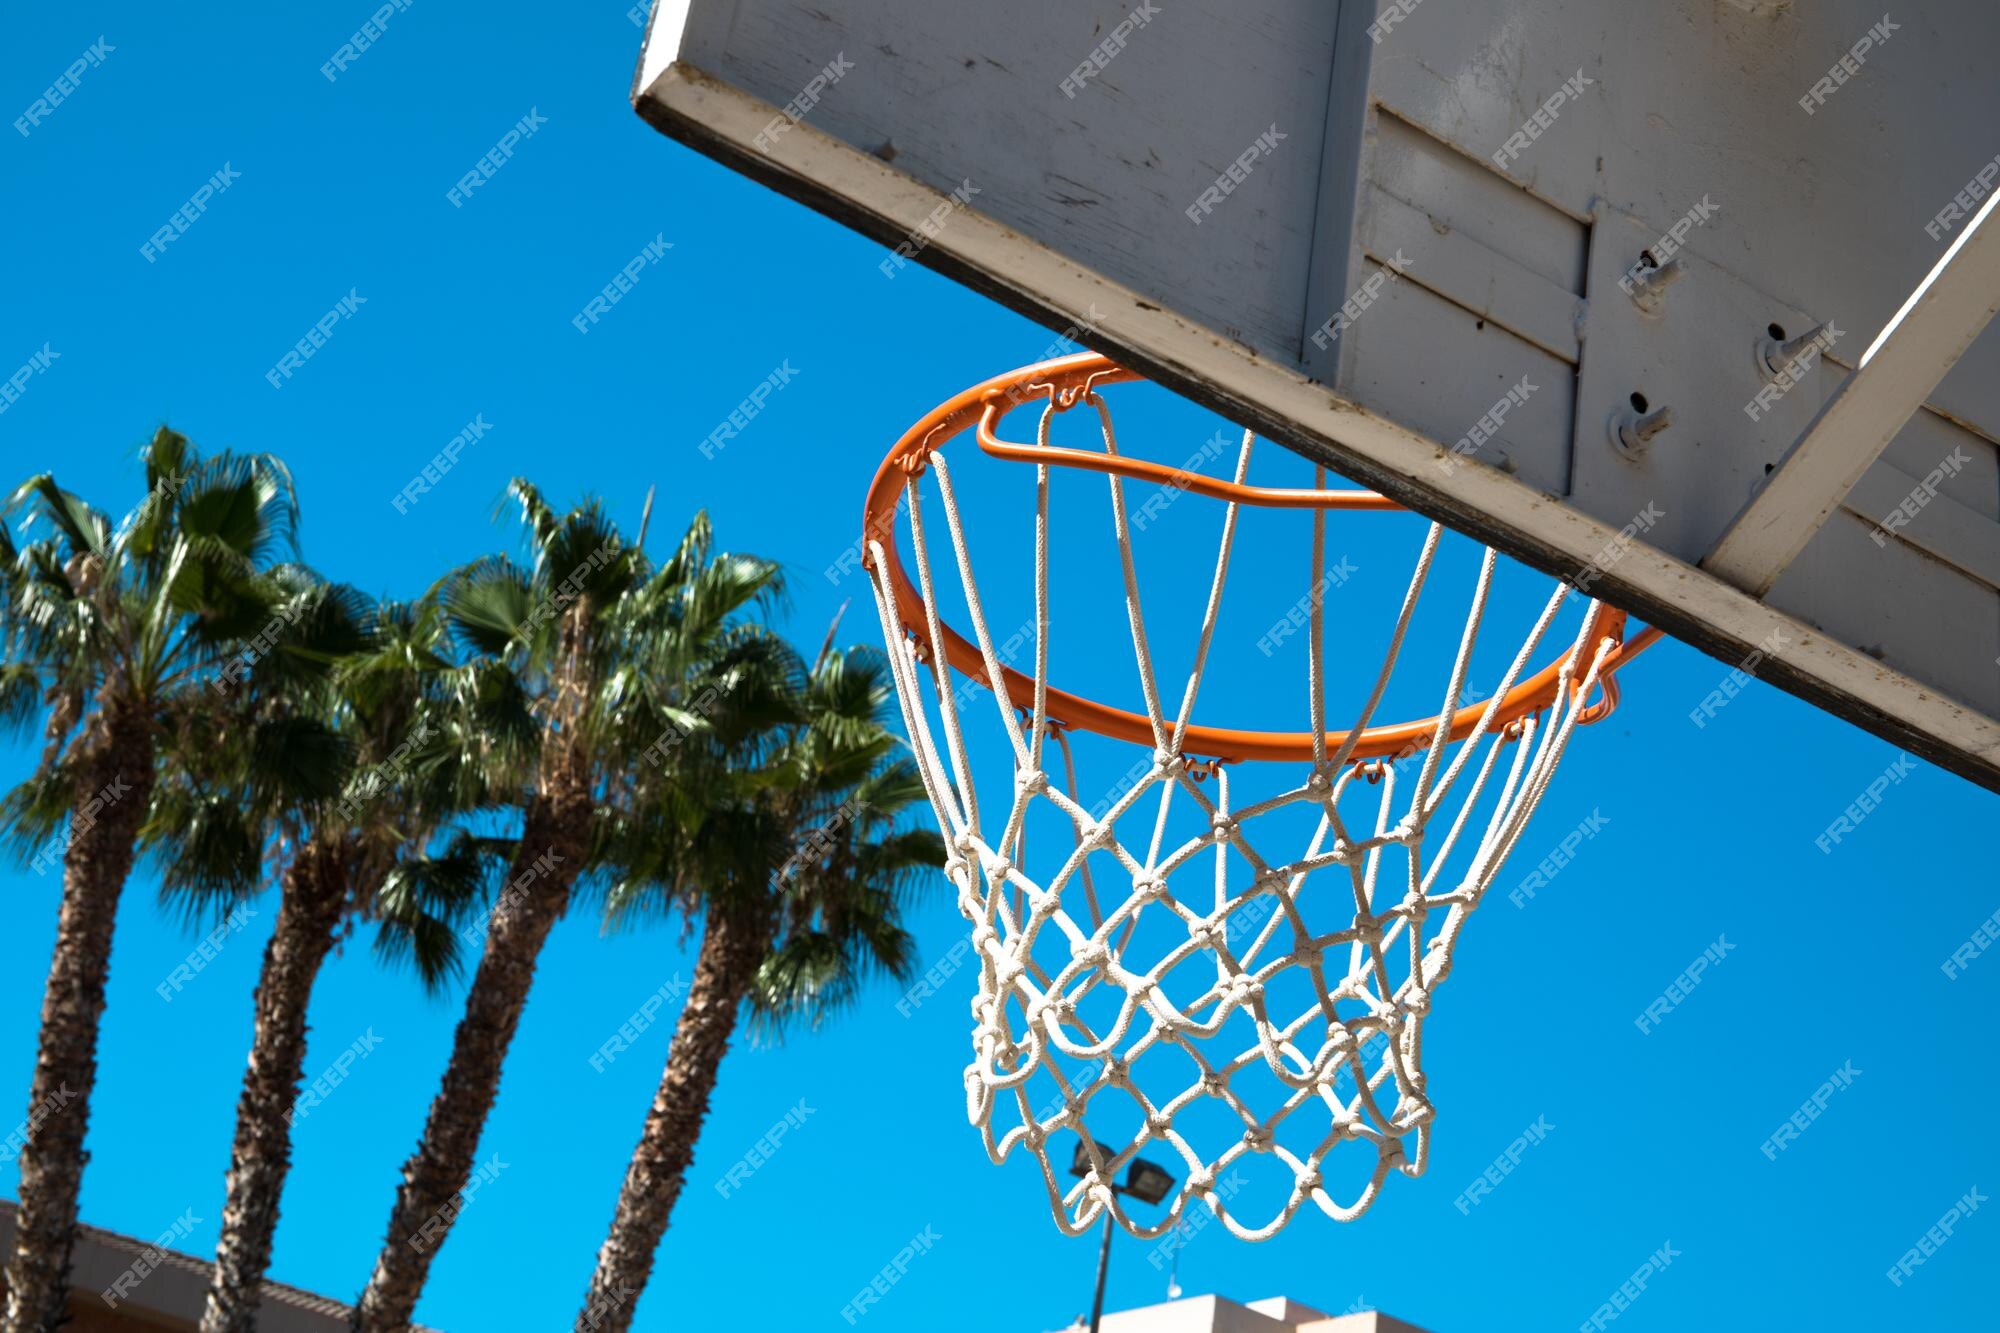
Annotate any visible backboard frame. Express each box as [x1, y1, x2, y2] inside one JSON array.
[[632, 3, 2000, 792]]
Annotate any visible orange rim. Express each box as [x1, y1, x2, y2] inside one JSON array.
[[864, 352, 1649, 764]]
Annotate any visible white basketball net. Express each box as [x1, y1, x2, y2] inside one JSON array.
[[865, 392, 1618, 1241]]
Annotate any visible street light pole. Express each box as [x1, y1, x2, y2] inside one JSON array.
[[1088, 1210, 1115, 1333], [1071, 1139, 1177, 1333]]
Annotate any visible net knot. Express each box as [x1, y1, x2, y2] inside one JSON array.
[[1071, 937, 1111, 969], [1393, 1093, 1435, 1130], [960, 1056, 992, 1120], [1015, 767, 1051, 795]]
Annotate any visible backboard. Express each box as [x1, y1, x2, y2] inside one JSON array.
[[633, 0, 2000, 791]]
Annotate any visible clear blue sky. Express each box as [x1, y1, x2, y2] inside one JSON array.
[[3, 5, 1996, 1332]]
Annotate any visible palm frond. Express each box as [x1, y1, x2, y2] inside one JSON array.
[[655, 511, 712, 591], [502, 477, 561, 570], [539, 501, 637, 608], [0, 760, 79, 870], [250, 715, 353, 808], [0, 665, 44, 743], [146, 786, 264, 921], [169, 450, 301, 568], [6, 475, 109, 559], [372, 908, 468, 992], [436, 556, 534, 658]]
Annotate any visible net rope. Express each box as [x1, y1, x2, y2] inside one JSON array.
[[865, 391, 1618, 1241]]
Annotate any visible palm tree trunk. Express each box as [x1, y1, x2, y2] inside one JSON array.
[[3, 702, 154, 1333], [199, 841, 346, 1333], [573, 906, 766, 1333], [351, 796, 588, 1333]]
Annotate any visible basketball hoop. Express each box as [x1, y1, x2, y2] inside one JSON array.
[[862, 352, 1653, 1241]]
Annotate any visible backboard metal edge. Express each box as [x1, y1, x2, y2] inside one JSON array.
[[632, 61, 2000, 795]]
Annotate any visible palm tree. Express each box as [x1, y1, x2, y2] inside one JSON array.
[[574, 646, 941, 1333], [0, 432, 298, 1331], [147, 587, 500, 1333], [352, 489, 783, 1332]]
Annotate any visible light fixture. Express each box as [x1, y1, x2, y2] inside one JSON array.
[[1122, 1158, 1175, 1207]]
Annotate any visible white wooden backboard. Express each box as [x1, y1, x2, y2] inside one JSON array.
[[633, 0, 2000, 790]]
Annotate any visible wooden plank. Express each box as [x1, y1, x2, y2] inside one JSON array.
[[1704, 190, 2000, 595], [1842, 458, 2000, 592], [1772, 511, 2000, 720], [1364, 109, 1589, 295], [1357, 185, 1584, 363], [1342, 274, 1578, 496]]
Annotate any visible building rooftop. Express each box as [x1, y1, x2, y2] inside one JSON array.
[[1067, 1294, 1434, 1333], [0, 1200, 443, 1332]]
